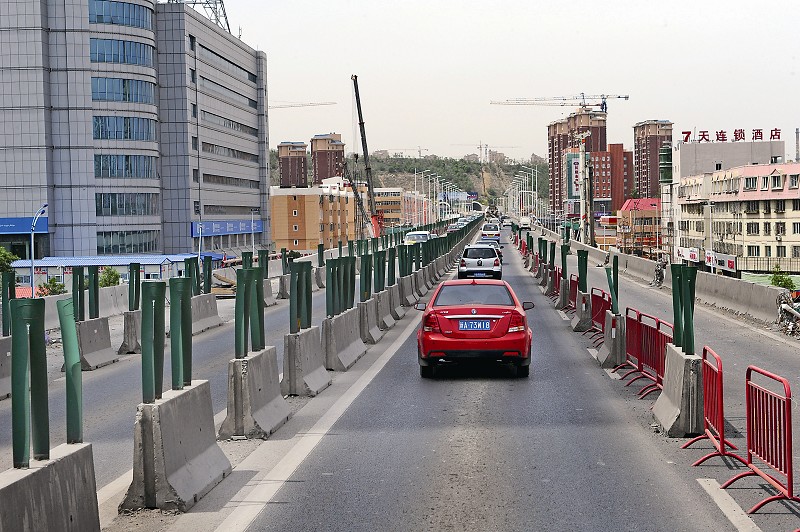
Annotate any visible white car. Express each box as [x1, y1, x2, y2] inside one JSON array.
[[519, 216, 532, 230], [404, 231, 431, 246], [458, 244, 502, 279], [480, 223, 501, 241]]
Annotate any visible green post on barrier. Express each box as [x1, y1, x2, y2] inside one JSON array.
[[281, 248, 289, 275], [577, 250, 588, 293], [11, 298, 48, 467], [325, 258, 337, 317], [317, 243, 324, 267], [57, 299, 82, 443], [192, 256, 201, 296], [2, 271, 15, 337], [234, 268, 253, 358], [360, 253, 373, 302], [128, 263, 140, 311], [414, 243, 421, 271], [681, 265, 697, 355], [671, 264, 683, 348], [348, 240, 354, 257], [345, 256, 356, 310], [242, 251, 253, 269], [549, 241, 556, 268], [387, 247, 396, 286], [541, 241, 548, 266], [87, 265, 99, 319], [203, 256, 212, 294], [258, 249, 269, 280], [374, 250, 385, 293], [168, 277, 192, 389], [289, 261, 312, 333], [604, 267, 619, 315], [561, 244, 569, 276], [72, 266, 85, 322], [250, 267, 265, 351], [338, 240, 343, 258], [140, 281, 166, 403]]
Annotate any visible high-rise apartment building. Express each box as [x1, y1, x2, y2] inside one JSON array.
[[587, 143, 633, 215], [0, 1, 270, 257], [547, 109, 607, 214], [278, 142, 309, 188], [311, 133, 345, 184], [633, 120, 673, 198]]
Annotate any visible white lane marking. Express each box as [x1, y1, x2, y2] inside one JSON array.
[[96, 372, 283, 510], [697, 478, 761, 532], [214, 314, 422, 532]]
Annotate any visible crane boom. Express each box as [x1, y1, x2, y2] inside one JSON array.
[[491, 93, 629, 112], [268, 101, 337, 109], [351, 74, 382, 237]]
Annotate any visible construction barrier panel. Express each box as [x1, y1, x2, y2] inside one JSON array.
[[121, 380, 232, 512], [414, 270, 426, 297], [281, 326, 331, 396], [721, 366, 800, 513], [218, 346, 290, 440], [375, 289, 396, 330], [322, 306, 367, 371], [358, 297, 384, 344], [681, 346, 745, 466]]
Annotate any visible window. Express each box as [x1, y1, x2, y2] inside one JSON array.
[[747, 245, 760, 257], [89, 0, 153, 30], [765, 245, 772, 257], [763, 200, 771, 214], [203, 205, 259, 215], [200, 111, 258, 136], [764, 222, 771, 235], [772, 174, 783, 189], [293, 225, 299, 231], [761, 176, 769, 190], [715, 163, 722, 171], [97, 230, 160, 254], [192, 168, 199, 182], [745, 201, 759, 213], [192, 136, 198, 150], [776, 222, 786, 235], [191, 104, 197, 118], [198, 44, 257, 83], [94, 154, 156, 178], [791, 175, 799, 188], [198, 77, 257, 108], [744, 177, 757, 190], [188, 35, 196, 51], [194, 201, 200, 215], [90, 38, 154, 67], [793, 246, 800, 258], [794, 222, 800, 234], [201, 142, 258, 162], [95, 193, 160, 216], [746, 222, 759, 235], [202, 173, 259, 189], [777, 246, 787, 258], [292, 210, 298, 216], [92, 116, 156, 141], [293, 240, 299, 246], [91, 78, 155, 104], [776, 199, 786, 212], [434, 284, 514, 307]]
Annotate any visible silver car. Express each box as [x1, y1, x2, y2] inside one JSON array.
[[458, 244, 502, 279]]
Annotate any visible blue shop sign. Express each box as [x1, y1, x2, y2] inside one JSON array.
[[191, 219, 263, 237], [0, 217, 49, 234]]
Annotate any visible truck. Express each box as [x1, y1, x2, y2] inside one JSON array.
[[519, 216, 532, 230]]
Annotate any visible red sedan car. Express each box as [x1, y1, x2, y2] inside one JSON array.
[[416, 279, 534, 378]]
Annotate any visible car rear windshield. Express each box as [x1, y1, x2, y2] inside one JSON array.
[[434, 284, 515, 306], [464, 247, 497, 259], [406, 233, 428, 242], [447, 224, 458, 230], [483, 224, 499, 231]]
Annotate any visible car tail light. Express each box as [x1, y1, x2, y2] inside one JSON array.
[[460, 259, 467, 268], [423, 313, 441, 333], [508, 312, 525, 332], [494, 258, 500, 267]]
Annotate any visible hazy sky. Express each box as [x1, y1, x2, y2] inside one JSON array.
[[224, 0, 800, 162]]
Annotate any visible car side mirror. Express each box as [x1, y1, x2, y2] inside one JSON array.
[[414, 302, 426, 311], [522, 301, 535, 310]]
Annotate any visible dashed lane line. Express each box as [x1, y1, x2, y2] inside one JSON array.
[[697, 478, 761, 532]]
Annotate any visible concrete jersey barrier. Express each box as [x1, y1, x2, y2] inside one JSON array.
[[282, 326, 331, 396], [322, 307, 367, 371], [375, 290, 396, 330], [388, 284, 407, 320], [189, 294, 224, 335], [358, 298, 384, 344], [74, 317, 119, 370]]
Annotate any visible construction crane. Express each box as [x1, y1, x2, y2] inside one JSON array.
[[490, 93, 629, 113], [351, 74, 382, 238], [385, 147, 430, 158], [268, 101, 337, 109], [340, 157, 372, 237]]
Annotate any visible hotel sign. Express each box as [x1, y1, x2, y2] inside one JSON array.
[[681, 128, 781, 143]]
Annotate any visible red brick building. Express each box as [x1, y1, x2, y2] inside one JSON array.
[[278, 141, 308, 187], [311, 133, 345, 184], [633, 120, 672, 198]]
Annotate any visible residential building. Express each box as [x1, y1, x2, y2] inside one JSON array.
[[588, 143, 634, 216], [548, 109, 607, 215], [311, 133, 345, 184], [374, 188, 403, 229], [0, 1, 270, 258], [662, 139, 785, 260], [278, 141, 309, 188], [633, 120, 673, 198], [270, 183, 356, 251], [616, 198, 661, 257], [677, 162, 800, 274]]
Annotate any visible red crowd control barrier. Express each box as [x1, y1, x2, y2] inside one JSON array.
[[548, 267, 561, 302], [721, 366, 800, 513], [625, 313, 672, 399], [565, 274, 578, 314], [614, 307, 642, 378], [534, 253, 540, 272], [584, 288, 611, 346], [681, 347, 745, 466]]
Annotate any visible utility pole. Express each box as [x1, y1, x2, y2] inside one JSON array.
[[574, 131, 591, 243]]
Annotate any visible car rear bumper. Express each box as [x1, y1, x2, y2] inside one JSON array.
[[457, 268, 501, 277], [419, 334, 530, 365]]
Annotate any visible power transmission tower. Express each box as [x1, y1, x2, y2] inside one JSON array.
[[169, 0, 231, 33]]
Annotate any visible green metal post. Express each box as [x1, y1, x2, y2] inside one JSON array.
[[234, 269, 252, 358], [549, 241, 556, 268], [193, 257, 201, 296], [169, 277, 192, 389], [301, 262, 312, 329], [317, 243, 325, 267], [671, 264, 683, 348], [242, 251, 253, 269], [11, 298, 48, 467], [87, 265, 99, 319], [613, 255, 619, 304], [250, 266, 265, 351], [541, 241, 548, 266], [604, 267, 619, 315], [577, 250, 588, 293], [326, 258, 336, 317], [128, 263, 140, 311], [388, 247, 396, 286], [561, 244, 569, 277], [374, 250, 385, 293], [72, 266, 85, 322], [289, 262, 300, 333], [361, 254, 373, 302], [57, 299, 82, 443], [203, 256, 212, 294], [183, 257, 197, 297], [281, 248, 289, 275], [338, 240, 343, 258], [258, 249, 270, 280], [2, 271, 15, 336], [348, 240, 354, 257], [681, 265, 697, 355], [140, 281, 166, 403]]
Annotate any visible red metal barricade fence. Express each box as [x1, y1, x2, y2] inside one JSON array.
[[534, 253, 539, 272], [584, 288, 611, 345], [614, 308, 641, 376], [721, 366, 800, 513], [566, 274, 578, 313], [681, 346, 745, 466], [622, 312, 672, 399], [548, 267, 561, 302]]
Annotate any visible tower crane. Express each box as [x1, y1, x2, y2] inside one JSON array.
[[268, 101, 337, 109], [490, 93, 629, 113], [351, 74, 382, 238]]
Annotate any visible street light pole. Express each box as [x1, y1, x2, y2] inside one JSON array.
[[30, 202, 48, 298]]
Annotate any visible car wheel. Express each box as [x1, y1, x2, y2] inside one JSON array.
[[420, 365, 435, 379], [517, 365, 530, 378]]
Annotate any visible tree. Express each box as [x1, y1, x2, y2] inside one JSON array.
[[770, 263, 795, 290], [628, 188, 641, 199], [38, 277, 67, 296], [99, 266, 120, 287], [0, 247, 19, 273]]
